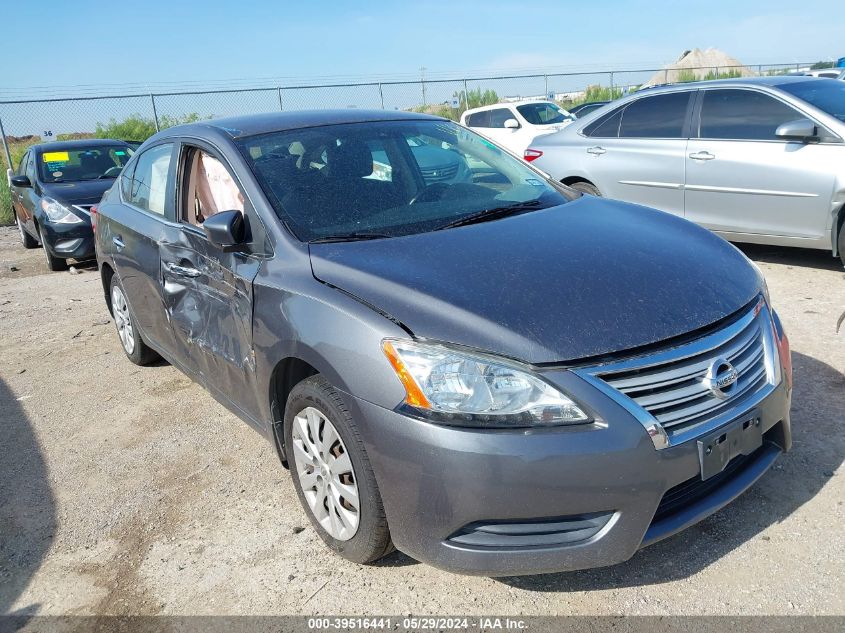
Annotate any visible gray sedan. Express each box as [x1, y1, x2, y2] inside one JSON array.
[[527, 77, 845, 265], [95, 110, 792, 576]]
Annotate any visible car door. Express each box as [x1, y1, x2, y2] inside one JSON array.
[[159, 141, 264, 417], [10, 151, 30, 222], [578, 91, 692, 216], [684, 88, 838, 244], [103, 142, 182, 358]]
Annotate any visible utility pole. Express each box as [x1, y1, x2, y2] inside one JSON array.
[[420, 66, 427, 108]]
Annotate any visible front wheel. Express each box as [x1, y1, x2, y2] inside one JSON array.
[[16, 214, 38, 249], [568, 181, 601, 197], [285, 375, 393, 564], [838, 221, 845, 267], [109, 276, 159, 365], [38, 227, 68, 271]]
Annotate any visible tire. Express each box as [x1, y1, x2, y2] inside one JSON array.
[[285, 375, 393, 564], [109, 275, 159, 365], [838, 220, 845, 268], [38, 226, 68, 271], [16, 214, 38, 249], [568, 181, 602, 197]]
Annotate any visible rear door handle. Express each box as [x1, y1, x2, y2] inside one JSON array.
[[112, 236, 125, 250], [689, 151, 715, 161], [165, 262, 201, 278], [586, 146, 606, 155]]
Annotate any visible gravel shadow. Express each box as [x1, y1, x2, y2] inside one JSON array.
[[0, 377, 57, 616], [496, 351, 844, 589], [738, 243, 844, 272]]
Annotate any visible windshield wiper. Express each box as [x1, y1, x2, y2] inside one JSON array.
[[436, 199, 547, 231], [309, 232, 394, 244]]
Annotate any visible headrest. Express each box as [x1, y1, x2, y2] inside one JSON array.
[[326, 140, 372, 179]]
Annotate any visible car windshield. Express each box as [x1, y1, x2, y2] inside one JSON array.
[[516, 102, 572, 125], [39, 145, 134, 183], [237, 119, 574, 242], [778, 79, 845, 123]]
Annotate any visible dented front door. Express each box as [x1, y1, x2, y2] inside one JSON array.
[[160, 227, 260, 414]]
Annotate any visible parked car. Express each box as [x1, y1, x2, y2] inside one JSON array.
[[370, 135, 470, 184], [527, 77, 845, 265], [800, 68, 845, 80], [460, 100, 574, 157], [9, 139, 134, 270], [96, 110, 792, 576], [568, 101, 611, 117]]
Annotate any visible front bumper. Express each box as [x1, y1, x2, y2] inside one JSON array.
[[346, 369, 791, 576], [41, 222, 95, 261]]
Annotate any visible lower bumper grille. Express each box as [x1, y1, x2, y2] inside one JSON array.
[[447, 512, 613, 549]]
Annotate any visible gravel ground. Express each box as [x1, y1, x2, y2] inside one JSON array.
[[0, 224, 843, 617]]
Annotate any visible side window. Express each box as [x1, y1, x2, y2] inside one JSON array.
[[25, 153, 37, 181], [619, 92, 691, 139], [467, 111, 491, 127], [17, 151, 30, 175], [182, 149, 244, 226], [129, 143, 173, 215], [120, 160, 135, 199], [488, 108, 513, 128], [583, 107, 624, 138], [699, 89, 802, 141]]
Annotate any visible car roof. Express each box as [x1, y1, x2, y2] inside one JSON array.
[[462, 100, 553, 116], [30, 138, 130, 153], [635, 75, 836, 96], [160, 109, 443, 140]]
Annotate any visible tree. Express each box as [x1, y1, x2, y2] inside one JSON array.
[[94, 112, 205, 142]]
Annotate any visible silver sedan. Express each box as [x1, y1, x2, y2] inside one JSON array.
[[527, 77, 845, 265]]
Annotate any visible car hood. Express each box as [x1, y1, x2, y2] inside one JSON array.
[[40, 179, 115, 206], [309, 197, 762, 364]]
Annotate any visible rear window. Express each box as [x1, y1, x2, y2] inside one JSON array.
[[38, 145, 133, 183]]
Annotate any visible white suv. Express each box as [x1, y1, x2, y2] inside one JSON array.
[[460, 100, 574, 157]]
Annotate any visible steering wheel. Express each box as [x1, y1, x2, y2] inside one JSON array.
[[100, 166, 123, 178], [409, 182, 451, 205]]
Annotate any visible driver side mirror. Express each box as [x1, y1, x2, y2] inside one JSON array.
[[775, 118, 817, 142], [504, 118, 520, 130], [203, 209, 247, 252], [10, 175, 32, 188]]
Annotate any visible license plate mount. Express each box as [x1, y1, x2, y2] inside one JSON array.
[[697, 413, 763, 480]]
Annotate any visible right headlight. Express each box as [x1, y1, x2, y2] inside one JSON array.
[[41, 198, 83, 224], [382, 339, 592, 428]]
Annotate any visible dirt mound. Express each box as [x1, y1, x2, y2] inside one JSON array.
[[643, 48, 756, 87]]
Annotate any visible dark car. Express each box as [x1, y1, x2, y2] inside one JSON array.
[[568, 101, 610, 118], [95, 110, 792, 576], [10, 139, 134, 270]]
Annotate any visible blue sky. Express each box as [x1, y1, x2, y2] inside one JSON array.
[[1, 0, 840, 95]]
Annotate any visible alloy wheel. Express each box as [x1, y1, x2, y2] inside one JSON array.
[[111, 285, 136, 355], [291, 406, 360, 541]]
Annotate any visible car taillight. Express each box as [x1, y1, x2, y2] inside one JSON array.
[[90, 206, 98, 234], [524, 149, 543, 162]]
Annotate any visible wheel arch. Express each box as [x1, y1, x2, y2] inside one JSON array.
[[834, 201, 845, 258], [100, 262, 115, 315], [268, 355, 321, 467], [561, 176, 596, 188]]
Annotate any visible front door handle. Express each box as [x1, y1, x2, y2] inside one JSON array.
[[165, 262, 201, 278], [586, 146, 606, 156], [112, 236, 125, 250], [689, 151, 715, 161]]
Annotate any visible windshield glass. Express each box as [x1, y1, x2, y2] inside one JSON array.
[[39, 145, 134, 183], [778, 79, 845, 123], [516, 102, 572, 125], [237, 120, 574, 241]]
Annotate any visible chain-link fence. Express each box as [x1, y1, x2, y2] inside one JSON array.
[[0, 62, 817, 222]]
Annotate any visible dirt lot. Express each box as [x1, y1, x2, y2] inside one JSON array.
[[0, 224, 843, 618]]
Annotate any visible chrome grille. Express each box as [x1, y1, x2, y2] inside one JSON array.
[[577, 300, 778, 448], [420, 163, 458, 184]]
